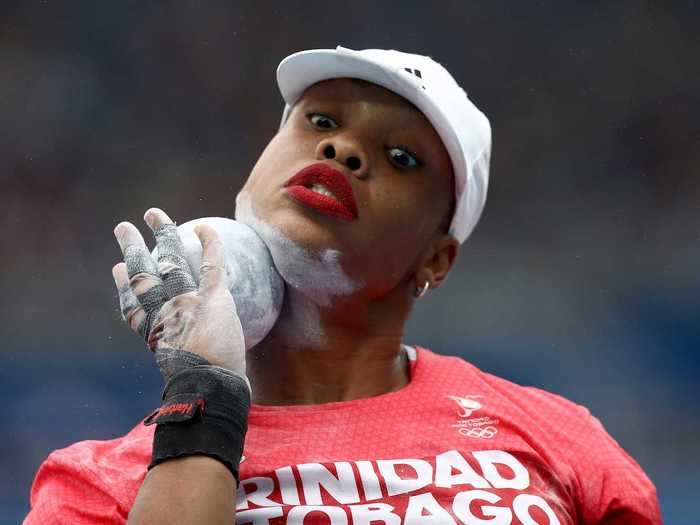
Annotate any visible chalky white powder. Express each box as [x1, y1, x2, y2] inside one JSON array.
[[152, 216, 284, 350], [235, 191, 363, 347]]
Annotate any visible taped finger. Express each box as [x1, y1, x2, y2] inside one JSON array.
[[136, 284, 168, 340], [115, 222, 160, 285], [153, 223, 196, 299], [124, 244, 160, 282], [140, 309, 160, 342], [113, 224, 166, 342], [146, 319, 164, 353], [118, 283, 142, 321], [112, 262, 145, 332]]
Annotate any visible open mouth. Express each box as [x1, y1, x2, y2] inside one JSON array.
[[285, 163, 358, 221], [305, 183, 337, 199]]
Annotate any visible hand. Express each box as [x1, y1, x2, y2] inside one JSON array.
[[111, 208, 246, 377]]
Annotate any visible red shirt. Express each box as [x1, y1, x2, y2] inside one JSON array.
[[24, 347, 661, 524]]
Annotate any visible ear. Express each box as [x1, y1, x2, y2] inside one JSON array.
[[414, 234, 460, 292]]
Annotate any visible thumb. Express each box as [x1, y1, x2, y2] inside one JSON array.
[[194, 224, 226, 294]]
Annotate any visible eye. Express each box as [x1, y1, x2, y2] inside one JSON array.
[[386, 146, 421, 169], [308, 113, 339, 129]]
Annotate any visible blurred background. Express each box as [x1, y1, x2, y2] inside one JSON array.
[[2, 1, 698, 523]]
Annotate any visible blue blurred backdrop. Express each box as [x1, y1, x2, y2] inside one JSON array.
[[2, 1, 698, 523]]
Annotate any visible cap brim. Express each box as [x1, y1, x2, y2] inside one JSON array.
[[277, 48, 410, 106]]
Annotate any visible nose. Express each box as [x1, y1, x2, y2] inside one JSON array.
[[315, 135, 369, 179]]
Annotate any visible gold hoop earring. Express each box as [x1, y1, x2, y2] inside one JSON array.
[[414, 281, 430, 299]]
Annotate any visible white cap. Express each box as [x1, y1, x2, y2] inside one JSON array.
[[276, 45, 491, 243]]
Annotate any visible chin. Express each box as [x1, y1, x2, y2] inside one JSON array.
[[235, 191, 362, 306], [239, 191, 342, 249], [278, 209, 344, 249]]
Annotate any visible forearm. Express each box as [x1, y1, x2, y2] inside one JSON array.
[[125, 357, 249, 524], [128, 456, 235, 525]]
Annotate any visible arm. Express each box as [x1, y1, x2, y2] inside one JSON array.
[[576, 412, 662, 525], [112, 208, 249, 525], [127, 351, 250, 525], [129, 456, 236, 525], [24, 448, 131, 525]]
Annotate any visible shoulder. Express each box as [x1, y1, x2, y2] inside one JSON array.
[[24, 422, 153, 524], [417, 347, 661, 523], [417, 346, 594, 422], [418, 346, 642, 461]]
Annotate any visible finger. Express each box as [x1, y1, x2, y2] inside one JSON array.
[[112, 262, 145, 333], [114, 222, 161, 293], [136, 287, 168, 341], [143, 207, 174, 231], [195, 224, 226, 294], [114, 222, 167, 339], [146, 319, 164, 353], [144, 209, 197, 299]]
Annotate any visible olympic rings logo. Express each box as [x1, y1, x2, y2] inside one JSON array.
[[458, 426, 498, 439]]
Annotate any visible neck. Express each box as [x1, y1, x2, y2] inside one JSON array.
[[246, 287, 413, 406]]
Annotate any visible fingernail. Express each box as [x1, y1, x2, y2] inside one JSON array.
[[144, 211, 155, 230]]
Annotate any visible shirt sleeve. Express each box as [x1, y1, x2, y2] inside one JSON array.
[[23, 449, 130, 525], [575, 412, 662, 525]]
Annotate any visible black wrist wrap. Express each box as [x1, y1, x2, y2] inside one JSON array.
[[144, 364, 250, 483]]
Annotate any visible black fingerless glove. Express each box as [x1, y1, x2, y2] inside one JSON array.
[[144, 348, 250, 483]]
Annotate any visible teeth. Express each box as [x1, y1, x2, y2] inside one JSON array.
[[309, 183, 337, 199]]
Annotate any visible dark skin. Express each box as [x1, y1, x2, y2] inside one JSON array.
[[239, 78, 460, 405], [124, 78, 459, 523]]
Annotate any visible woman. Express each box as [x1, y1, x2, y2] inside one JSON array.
[[25, 47, 660, 525]]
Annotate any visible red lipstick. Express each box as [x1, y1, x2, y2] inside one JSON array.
[[285, 163, 358, 221]]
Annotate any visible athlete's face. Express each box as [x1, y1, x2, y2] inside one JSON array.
[[238, 78, 458, 298]]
